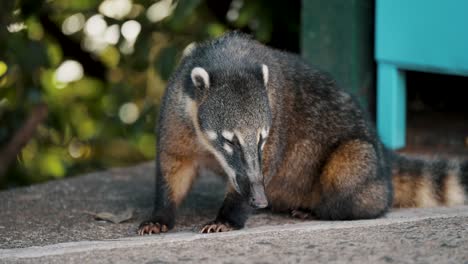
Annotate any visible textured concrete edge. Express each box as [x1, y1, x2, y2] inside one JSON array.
[[2, 209, 468, 260]]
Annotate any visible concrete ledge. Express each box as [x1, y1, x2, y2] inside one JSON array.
[[1, 163, 467, 263]]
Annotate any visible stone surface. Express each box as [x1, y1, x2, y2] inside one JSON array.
[[0, 163, 306, 249], [1, 162, 467, 263]]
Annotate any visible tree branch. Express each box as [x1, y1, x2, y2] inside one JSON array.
[[0, 103, 48, 179]]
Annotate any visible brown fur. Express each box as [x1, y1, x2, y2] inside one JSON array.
[[157, 91, 228, 208], [264, 138, 322, 212], [320, 140, 376, 193], [262, 87, 324, 212], [353, 181, 389, 215], [443, 170, 465, 206], [156, 93, 201, 206], [317, 140, 389, 217], [392, 174, 419, 207], [392, 159, 466, 208], [392, 173, 438, 208], [161, 155, 197, 206], [415, 177, 439, 207]]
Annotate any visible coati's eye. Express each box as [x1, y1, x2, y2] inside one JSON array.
[[222, 137, 238, 155], [221, 131, 236, 147], [225, 139, 235, 147], [224, 137, 239, 148]]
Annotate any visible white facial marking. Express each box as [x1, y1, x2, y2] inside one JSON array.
[[191, 67, 210, 88], [259, 127, 269, 150], [222, 130, 234, 141], [184, 96, 240, 192], [205, 130, 217, 140], [223, 143, 233, 155], [261, 127, 268, 139], [262, 64, 269, 86], [234, 130, 246, 146]]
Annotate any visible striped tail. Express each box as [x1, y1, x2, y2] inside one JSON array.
[[390, 153, 468, 208]]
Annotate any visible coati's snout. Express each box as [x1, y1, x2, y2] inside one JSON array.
[[200, 126, 270, 209], [233, 150, 269, 209], [215, 130, 270, 209], [248, 182, 268, 208], [206, 128, 270, 209]]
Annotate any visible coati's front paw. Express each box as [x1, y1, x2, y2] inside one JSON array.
[[137, 221, 170, 235], [200, 221, 235, 233]]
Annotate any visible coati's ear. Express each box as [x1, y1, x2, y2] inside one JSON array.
[[261, 64, 269, 87], [191, 67, 210, 90]]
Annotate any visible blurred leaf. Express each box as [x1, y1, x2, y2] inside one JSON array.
[[155, 45, 178, 80], [38, 151, 66, 178], [255, 15, 273, 42], [167, 0, 202, 31], [46, 42, 63, 67], [93, 209, 133, 223], [129, 35, 150, 71], [100, 46, 120, 68], [206, 23, 227, 38], [8, 35, 49, 74], [25, 17, 44, 41], [235, 1, 260, 27], [137, 133, 156, 158], [51, 0, 101, 11], [0, 61, 7, 77]]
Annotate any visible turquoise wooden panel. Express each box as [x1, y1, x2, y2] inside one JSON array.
[[375, 0, 468, 75], [377, 63, 406, 149]]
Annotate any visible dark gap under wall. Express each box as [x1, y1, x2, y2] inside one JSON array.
[[407, 71, 468, 113], [403, 71, 468, 156]]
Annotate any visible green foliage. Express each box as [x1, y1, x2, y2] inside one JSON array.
[[0, 0, 299, 189]]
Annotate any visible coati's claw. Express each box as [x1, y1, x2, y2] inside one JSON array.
[[291, 209, 313, 220], [200, 222, 233, 233], [137, 222, 169, 235]]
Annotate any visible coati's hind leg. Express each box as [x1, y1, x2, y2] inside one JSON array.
[[290, 209, 313, 220], [316, 139, 392, 220], [201, 186, 251, 233], [138, 154, 197, 235]]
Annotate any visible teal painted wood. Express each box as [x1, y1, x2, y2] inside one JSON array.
[[376, 0, 468, 75], [377, 63, 406, 149], [301, 0, 374, 110], [375, 0, 468, 149]]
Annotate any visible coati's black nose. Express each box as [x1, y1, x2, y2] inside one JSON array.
[[249, 184, 269, 209], [249, 197, 268, 209]]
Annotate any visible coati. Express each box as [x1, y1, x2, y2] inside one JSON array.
[[138, 32, 468, 235]]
